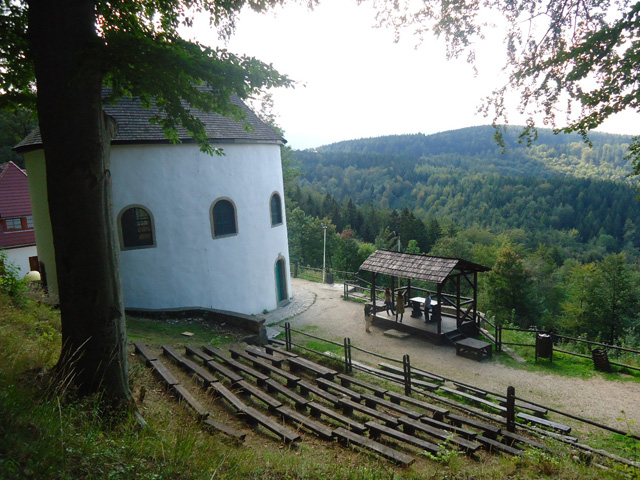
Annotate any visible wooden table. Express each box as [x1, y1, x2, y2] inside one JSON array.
[[409, 297, 437, 318], [455, 338, 493, 361]]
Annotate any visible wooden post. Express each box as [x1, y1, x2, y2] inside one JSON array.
[[294, 261, 298, 278], [371, 272, 377, 309], [407, 279, 412, 302], [506, 386, 516, 433], [344, 338, 352, 374], [285, 322, 292, 351], [403, 354, 411, 396]]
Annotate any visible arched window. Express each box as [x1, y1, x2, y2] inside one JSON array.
[[211, 198, 238, 238], [270, 193, 283, 226], [119, 206, 155, 249]]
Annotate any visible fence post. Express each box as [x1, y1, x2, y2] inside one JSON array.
[[294, 261, 298, 278], [344, 338, 352, 374], [403, 354, 412, 396], [498, 325, 502, 352], [285, 322, 291, 351], [506, 386, 516, 433]]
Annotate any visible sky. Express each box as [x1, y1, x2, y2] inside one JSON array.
[[188, 0, 640, 150]]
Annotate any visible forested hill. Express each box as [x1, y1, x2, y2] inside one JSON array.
[[290, 126, 640, 250], [310, 126, 633, 181]]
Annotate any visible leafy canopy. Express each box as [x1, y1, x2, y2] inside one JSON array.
[[362, 0, 640, 179], [1, 0, 317, 153]]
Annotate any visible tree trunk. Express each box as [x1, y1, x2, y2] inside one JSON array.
[[28, 0, 131, 404]]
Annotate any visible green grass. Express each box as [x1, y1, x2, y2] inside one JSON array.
[[126, 316, 244, 348], [498, 329, 640, 382], [1, 291, 638, 479]]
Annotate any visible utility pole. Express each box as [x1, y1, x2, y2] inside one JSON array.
[[321, 223, 327, 284]]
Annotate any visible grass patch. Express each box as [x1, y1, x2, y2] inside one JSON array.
[[498, 329, 640, 381], [1, 291, 637, 479], [126, 316, 244, 348]]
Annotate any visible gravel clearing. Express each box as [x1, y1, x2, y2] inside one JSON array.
[[265, 277, 640, 436]]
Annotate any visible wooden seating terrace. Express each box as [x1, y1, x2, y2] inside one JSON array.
[[338, 397, 399, 428], [276, 405, 334, 440], [298, 379, 342, 406], [316, 377, 362, 402], [229, 346, 300, 387], [333, 427, 415, 467], [245, 345, 284, 368], [360, 392, 422, 420], [385, 390, 449, 420], [397, 416, 481, 454], [366, 420, 442, 456], [517, 412, 572, 434], [287, 356, 338, 380], [337, 373, 387, 398], [308, 401, 367, 434]]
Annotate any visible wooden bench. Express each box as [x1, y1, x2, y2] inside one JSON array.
[[235, 379, 282, 412], [439, 386, 506, 414], [316, 378, 362, 402], [298, 379, 341, 406], [356, 363, 439, 391], [366, 420, 442, 455], [229, 347, 300, 387], [265, 378, 310, 409], [171, 384, 209, 419], [338, 398, 398, 428], [242, 406, 301, 444], [337, 374, 387, 398], [378, 362, 445, 384], [185, 345, 243, 383], [265, 344, 298, 358], [385, 390, 449, 420], [334, 427, 414, 466], [203, 346, 270, 386], [209, 381, 247, 413], [497, 397, 549, 417], [500, 430, 550, 451], [517, 412, 572, 434], [452, 381, 488, 398], [455, 338, 493, 361], [245, 345, 284, 368], [203, 417, 246, 441], [161, 345, 218, 387], [475, 435, 523, 456], [360, 392, 422, 420], [276, 405, 334, 440], [447, 413, 501, 439], [418, 416, 478, 440], [397, 416, 481, 454], [288, 356, 338, 380], [149, 358, 180, 386], [134, 342, 158, 363], [308, 401, 367, 434]]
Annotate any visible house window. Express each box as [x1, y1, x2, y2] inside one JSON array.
[[211, 198, 237, 238], [119, 206, 155, 249], [4, 218, 23, 231], [270, 193, 283, 226], [25, 216, 34, 228]]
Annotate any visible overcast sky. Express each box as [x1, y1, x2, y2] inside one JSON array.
[[188, 0, 640, 150]]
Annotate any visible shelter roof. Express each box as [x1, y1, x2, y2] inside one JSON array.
[[15, 91, 283, 153], [359, 250, 489, 284]]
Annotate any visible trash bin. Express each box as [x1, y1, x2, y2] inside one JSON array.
[[592, 348, 610, 372], [535, 333, 553, 362], [325, 272, 334, 284]]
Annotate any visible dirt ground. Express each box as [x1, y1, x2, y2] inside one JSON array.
[[272, 277, 640, 436]]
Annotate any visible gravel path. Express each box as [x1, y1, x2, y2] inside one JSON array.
[[264, 277, 640, 435]]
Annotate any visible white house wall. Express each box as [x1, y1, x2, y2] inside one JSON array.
[[24, 151, 58, 297], [111, 142, 291, 315], [2, 245, 38, 276]]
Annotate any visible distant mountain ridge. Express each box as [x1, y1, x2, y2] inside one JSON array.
[[291, 126, 640, 248], [311, 126, 633, 182]]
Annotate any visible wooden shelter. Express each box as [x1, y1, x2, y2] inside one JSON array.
[[359, 250, 489, 341]]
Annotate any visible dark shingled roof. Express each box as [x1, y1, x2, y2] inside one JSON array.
[[359, 250, 489, 284], [15, 93, 283, 152]]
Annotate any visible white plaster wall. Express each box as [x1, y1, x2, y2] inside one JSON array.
[[2, 245, 38, 276], [24, 151, 58, 296], [111, 143, 291, 315]]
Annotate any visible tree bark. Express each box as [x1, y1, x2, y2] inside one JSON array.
[[28, 0, 131, 404]]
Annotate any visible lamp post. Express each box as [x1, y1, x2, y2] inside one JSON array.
[[321, 223, 327, 284]]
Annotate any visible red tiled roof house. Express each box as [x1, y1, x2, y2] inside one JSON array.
[[0, 161, 38, 274]]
